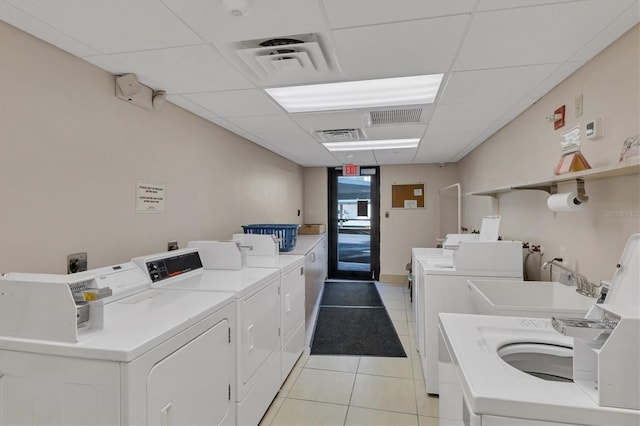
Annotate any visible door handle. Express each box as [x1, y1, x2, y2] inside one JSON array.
[[247, 324, 254, 351], [160, 402, 172, 426]]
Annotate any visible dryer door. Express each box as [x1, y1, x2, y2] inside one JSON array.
[[241, 279, 280, 386], [147, 319, 233, 426]]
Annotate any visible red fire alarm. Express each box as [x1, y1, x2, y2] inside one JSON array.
[[554, 105, 566, 130]]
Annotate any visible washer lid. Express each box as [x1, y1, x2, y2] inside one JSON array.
[[605, 234, 639, 313]]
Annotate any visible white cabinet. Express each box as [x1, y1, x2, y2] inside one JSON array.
[[303, 236, 327, 334], [280, 258, 306, 383]]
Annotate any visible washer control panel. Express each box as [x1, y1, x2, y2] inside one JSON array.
[[145, 251, 203, 283]]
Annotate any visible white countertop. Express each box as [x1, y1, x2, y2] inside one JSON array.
[[289, 234, 325, 256], [468, 279, 596, 318]]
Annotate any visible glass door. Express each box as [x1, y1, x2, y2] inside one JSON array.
[[328, 166, 380, 280]]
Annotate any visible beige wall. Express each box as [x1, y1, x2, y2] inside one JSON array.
[[380, 164, 459, 276], [0, 21, 303, 273], [458, 25, 640, 284], [303, 167, 328, 225]]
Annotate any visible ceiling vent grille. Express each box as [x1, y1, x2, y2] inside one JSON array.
[[312, 128, 365, 143], [369, 108, 423, 126], [233, 33, 339, 85]]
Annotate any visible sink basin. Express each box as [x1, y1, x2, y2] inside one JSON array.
[[468, 280, 596, 318]]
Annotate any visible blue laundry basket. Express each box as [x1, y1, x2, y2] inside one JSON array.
[[242, 224, 300, 252]]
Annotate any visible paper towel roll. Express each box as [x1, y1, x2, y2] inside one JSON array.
[[547, 192, 586, 212]]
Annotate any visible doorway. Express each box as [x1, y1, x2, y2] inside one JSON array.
[[328, 166, 380, 280]]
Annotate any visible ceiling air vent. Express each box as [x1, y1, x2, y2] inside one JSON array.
[[233, 33, 339, 85], [369, 107, 423, 126], [312, 128, 365, 143]]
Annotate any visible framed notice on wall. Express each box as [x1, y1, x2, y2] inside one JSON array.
[[391, 183, 425, 208], [136, 181, 165, 213]]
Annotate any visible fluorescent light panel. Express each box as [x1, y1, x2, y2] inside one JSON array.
[[265, 74, 443, 113], [323, 138, 419, 151]]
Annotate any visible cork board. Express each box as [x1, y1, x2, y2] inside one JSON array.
[[391, 183, 424, 208]]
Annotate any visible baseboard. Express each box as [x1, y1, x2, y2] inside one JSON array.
[[378, 274, 407, 285]]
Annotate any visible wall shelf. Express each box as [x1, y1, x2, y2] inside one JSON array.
[[467, 158, 640, 198]]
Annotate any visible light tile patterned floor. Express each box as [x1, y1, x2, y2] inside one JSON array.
[[260, 282, 440, 426]]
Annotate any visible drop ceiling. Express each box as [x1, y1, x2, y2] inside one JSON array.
[[1, 0, 637, 167]]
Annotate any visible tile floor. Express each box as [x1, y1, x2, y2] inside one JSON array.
[[259, 282, 440, 426]]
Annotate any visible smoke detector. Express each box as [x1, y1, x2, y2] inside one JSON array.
[[222, 0, 252, 17]]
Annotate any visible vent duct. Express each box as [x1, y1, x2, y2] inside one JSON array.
[[369, 107, 423, 126]]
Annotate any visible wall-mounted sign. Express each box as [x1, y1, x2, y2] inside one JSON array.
[[136, 181, 165, 213], [343, 164, 360, 176]]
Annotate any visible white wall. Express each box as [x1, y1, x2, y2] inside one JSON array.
[[0, 21, 303, 273], [458, 25, 640, 284]]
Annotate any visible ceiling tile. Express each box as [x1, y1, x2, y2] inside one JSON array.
[[332, 15, 469, 79], [431, 100, 516, 125], [226, 115, 338, 166], [477, 0, 577, 12], [322, 0, 474, 29], [185, 89, 283, 118], [528, 61, 585, 99], [0, 1, 100, 57], [84, 45, 255, 94], [290, 110, 366, 132], [163, 0, 327, 43], [331, 150, 377, 165], [5, 0, 201, 54], [439, 64, 558, 104], [454, 0, 636, 70], [374, 148, 418, 165], [570, 1, 640, 62], [363, 125, 427, 141], [167, 95, 218, 119]]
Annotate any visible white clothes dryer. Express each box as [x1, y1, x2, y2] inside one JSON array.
[[133, 248, 282, 426], [0, 262, 236, 426]]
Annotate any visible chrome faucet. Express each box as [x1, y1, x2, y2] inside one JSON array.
[[542, 259, 600, 297]]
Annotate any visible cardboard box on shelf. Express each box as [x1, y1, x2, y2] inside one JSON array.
[[299, 224, 326, 235]]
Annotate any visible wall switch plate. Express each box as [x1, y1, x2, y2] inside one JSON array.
[[168, 241, 179, 251], [67, 252, 87, 274], [575, 94, 583, 117]]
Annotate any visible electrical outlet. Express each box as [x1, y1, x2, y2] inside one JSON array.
[[67, 252, 87, 274], [575, 94, 583, 117], [168, 241, 179, 251]]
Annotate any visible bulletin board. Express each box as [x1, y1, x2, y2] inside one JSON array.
[[391, 183, 425, 208]]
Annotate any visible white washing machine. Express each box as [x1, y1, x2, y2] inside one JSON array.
[[438, 234, 640, 425], [0, 261, 236, 425], [419, 240, 523, 394], [411, 247, 455, 357], [229, 234, 306, 384], [133, 247, 282, 426]]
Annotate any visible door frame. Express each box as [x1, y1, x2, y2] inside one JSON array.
[[327, 166, 380, 281]]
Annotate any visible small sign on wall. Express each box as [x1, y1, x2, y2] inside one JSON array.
[[136, 181, 165, 213]]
